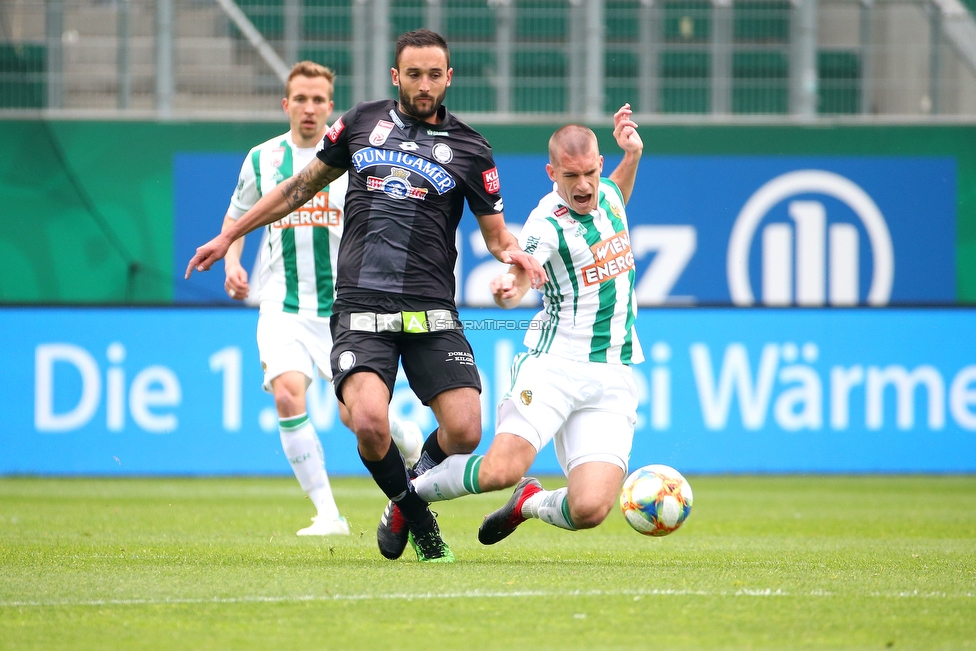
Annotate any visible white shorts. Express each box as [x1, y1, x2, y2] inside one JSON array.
[[495, 352, 638, 476], [256, 308, 333, 393]]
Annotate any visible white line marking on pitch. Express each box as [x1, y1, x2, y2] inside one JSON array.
[[1, 588, 972, 608]]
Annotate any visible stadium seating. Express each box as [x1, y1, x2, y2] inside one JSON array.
[[6, 0, 972, 116], [0, 43, 46, 109]]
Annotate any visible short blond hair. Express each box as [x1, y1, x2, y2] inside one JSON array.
[[285, 61, 336, 99], [548, 124, 598, 165]]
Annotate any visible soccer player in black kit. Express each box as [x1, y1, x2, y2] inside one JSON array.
[[186, 29, 546, 562]]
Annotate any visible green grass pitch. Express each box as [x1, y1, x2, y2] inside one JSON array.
[[1, 475, 974, 650]]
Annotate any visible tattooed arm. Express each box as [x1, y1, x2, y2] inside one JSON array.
[[186, 159, 346, 278]]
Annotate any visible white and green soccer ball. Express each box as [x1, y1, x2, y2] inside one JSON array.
[[619, 464, 693, 537]]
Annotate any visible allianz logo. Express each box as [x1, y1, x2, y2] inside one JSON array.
[[728, 170, 894, 306]]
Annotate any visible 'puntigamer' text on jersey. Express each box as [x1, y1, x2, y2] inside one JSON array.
[[519, 178, 644, 365], [228, 131, 347, 318], [317, 100, 503, 308]]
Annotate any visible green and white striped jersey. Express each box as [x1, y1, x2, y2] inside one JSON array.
[[518, 178, 643, 365], [227, 131, 347, 317]]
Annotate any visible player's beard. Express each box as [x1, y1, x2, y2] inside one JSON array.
[[398, 87, 445, 121]]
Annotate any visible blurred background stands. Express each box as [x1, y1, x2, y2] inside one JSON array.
[[0, 0, 974, 119]]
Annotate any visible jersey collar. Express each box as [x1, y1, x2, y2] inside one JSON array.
[[553, 184, 597, 221]]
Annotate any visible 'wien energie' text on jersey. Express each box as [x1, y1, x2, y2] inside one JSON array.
[[229, 131, 347, 318]]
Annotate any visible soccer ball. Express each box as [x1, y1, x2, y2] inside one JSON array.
[[619, 464, 693, 536]]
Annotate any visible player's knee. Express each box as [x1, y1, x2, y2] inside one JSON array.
[[439, 419, 481, 454], [273, 391, 303, 416], [569, 499, 614, 530], [347, 409, 388, 443], [477, 461, 524, 492], [450, 427, 481, 454]]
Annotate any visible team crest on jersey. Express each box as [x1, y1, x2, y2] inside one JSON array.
[[482, 167, 500, 194], [366, 167, 428, 201], [431, 143, 453, 164], [369, 120, 395, 146], [325, 117, 345, 143], [520, 390, 533, 406], [609, 201, 624, 221], [269, 147, 285, 168]]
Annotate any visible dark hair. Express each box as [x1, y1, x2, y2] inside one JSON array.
[[394, 28, 450, 69]]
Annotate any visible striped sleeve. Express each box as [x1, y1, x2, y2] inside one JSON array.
[[517, 208, 559, 267], [601, 176, 626, 206], [227, 146, 261, 219]]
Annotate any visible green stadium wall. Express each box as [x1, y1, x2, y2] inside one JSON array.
[[1, 119, 974, 304]]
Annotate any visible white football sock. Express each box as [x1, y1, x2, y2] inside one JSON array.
[[412, 454, 482, 502], [279, 413, 340, 520], [388, 416, 423, 468], [522, 487, 576, 531]]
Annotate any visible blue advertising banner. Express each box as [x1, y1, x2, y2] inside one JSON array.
[[173, 153, 266, 304], [2, 307, 974, 475], [456, 155, 957, 307], [174, 154, 956, 307]]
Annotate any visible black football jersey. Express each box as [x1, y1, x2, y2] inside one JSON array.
[[317, 99, 504, 306]]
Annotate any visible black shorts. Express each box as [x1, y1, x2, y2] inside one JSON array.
[[330, 310, 482, 405]]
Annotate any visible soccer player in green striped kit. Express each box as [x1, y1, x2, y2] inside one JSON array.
[[220, 61, 423, 536], [411, 104, 644, 543]]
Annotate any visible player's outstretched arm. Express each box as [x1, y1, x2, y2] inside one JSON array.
[[475, 212, 547, 289], [490, 267, 531, 309], [221, 215, 249, 301], [185, 159, 345, 278], [608, 103, 643, 204]]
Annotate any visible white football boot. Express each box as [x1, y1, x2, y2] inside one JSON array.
[[297, 515, 350, 536]]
